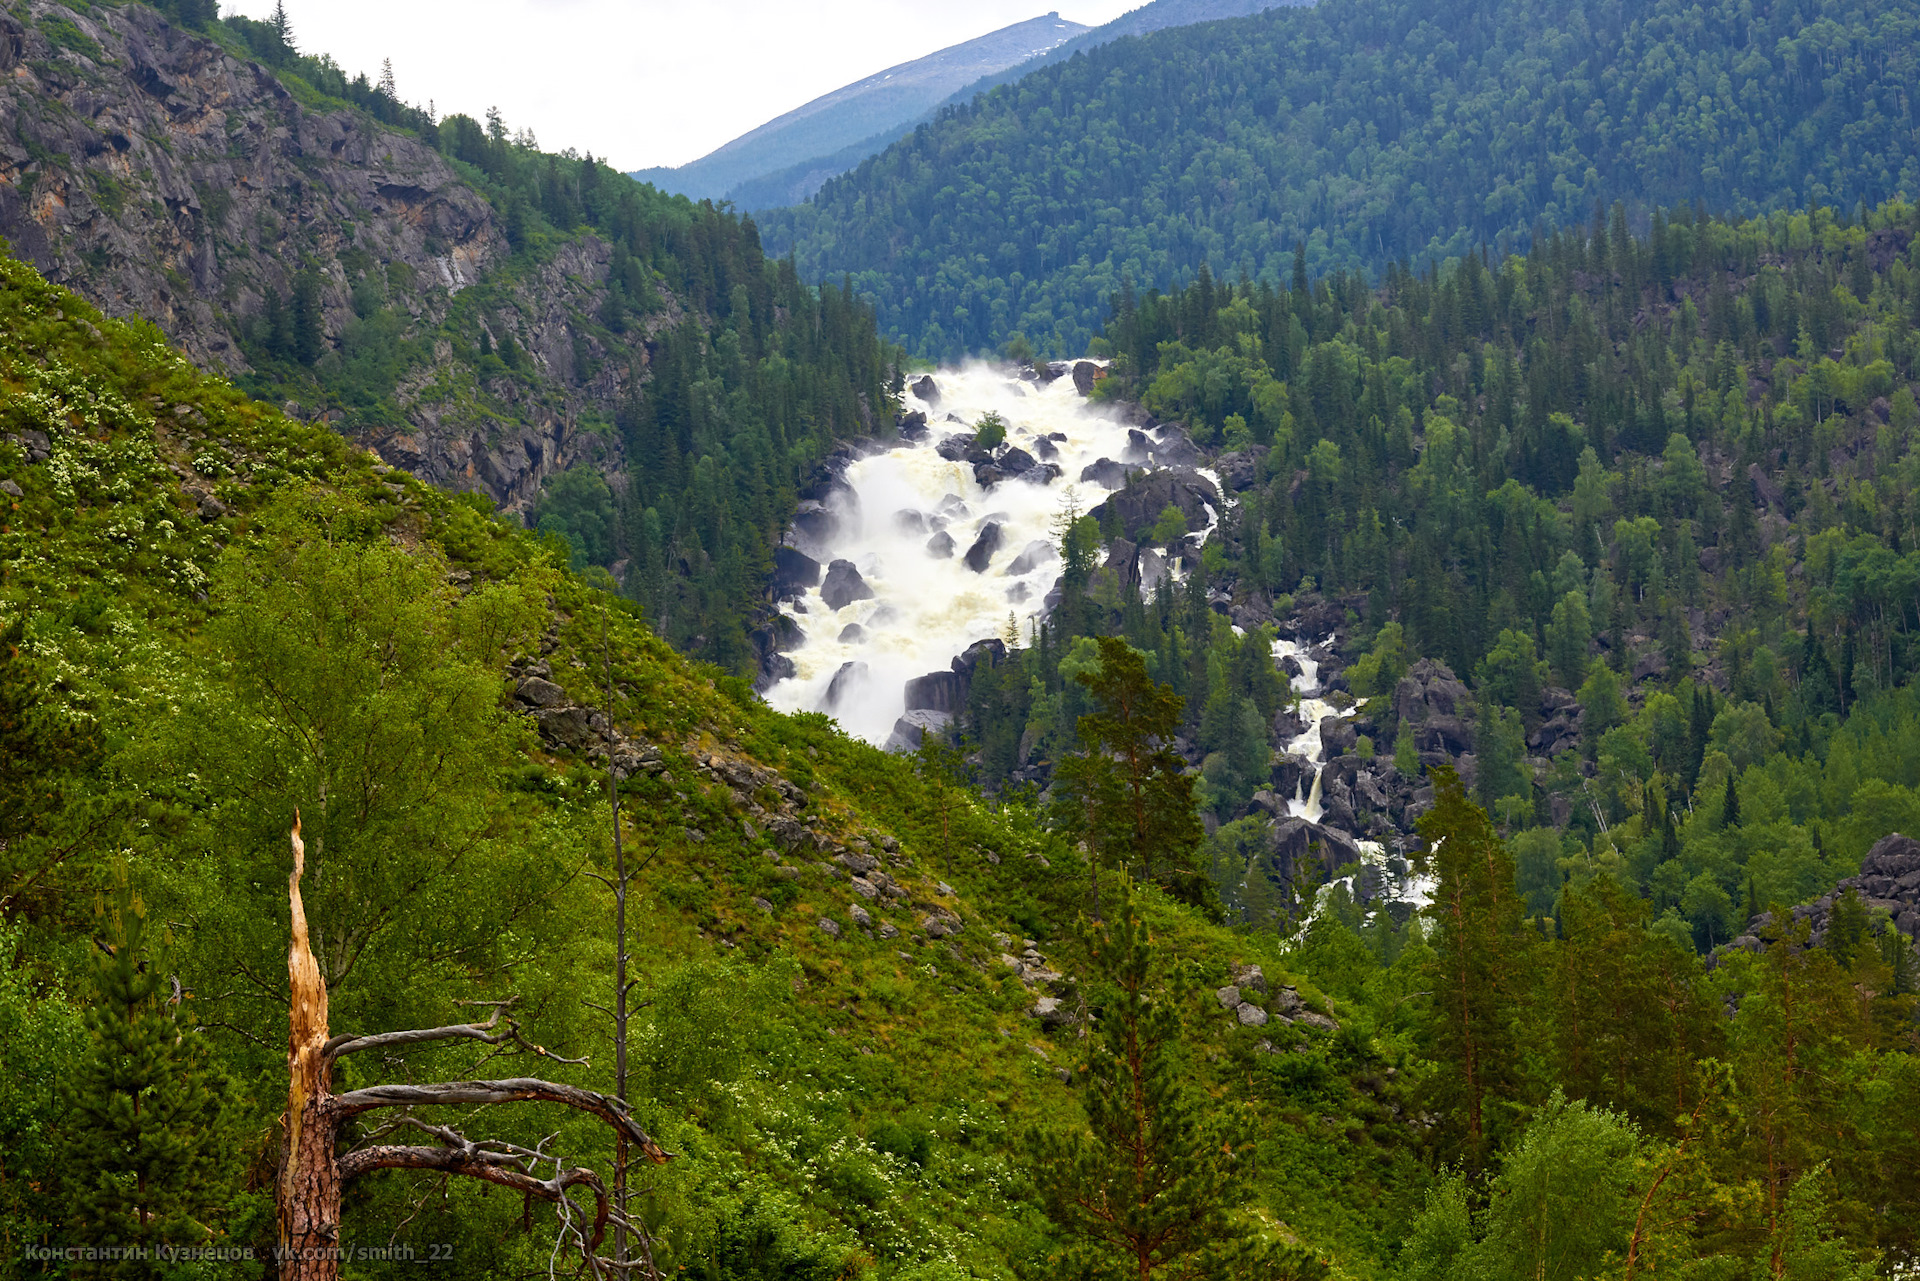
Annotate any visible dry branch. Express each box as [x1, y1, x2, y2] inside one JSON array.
[[330, 1079, 669, 1164]]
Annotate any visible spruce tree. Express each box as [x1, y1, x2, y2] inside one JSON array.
[[59, 872, 228, 1275]]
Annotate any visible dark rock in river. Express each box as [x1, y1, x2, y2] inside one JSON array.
[[821, 559, 875, 610], [926, 531, 956, 558], [1072, 361, 1104, 395], [911, 374, 940, 404], [772, 546, 821, 600], [964, 522, 1004, 573], [824, 661, 868, 709], [1079, 457, 1128, 488], [905, 670, 966, 713], [1005, 540, 1059, 576]]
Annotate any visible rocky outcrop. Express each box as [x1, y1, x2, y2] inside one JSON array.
[[0, 1, 666, 512], [1729, 833, 1920, 952], [1091, 468, 1219, 541], [1394, 660, 1475, 756], [821, 559, 875, 610]]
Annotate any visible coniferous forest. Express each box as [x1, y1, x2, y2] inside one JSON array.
[[4, 0, 1920, 1277], [762, 0, 1920, 359]]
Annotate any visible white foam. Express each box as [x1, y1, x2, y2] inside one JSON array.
[[764, 363, 1141, 745]]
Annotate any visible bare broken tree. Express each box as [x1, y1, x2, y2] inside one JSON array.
[[279, 814, 670, 1280]]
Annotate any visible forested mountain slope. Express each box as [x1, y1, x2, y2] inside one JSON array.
[[761, 0, 1920, 358], [631, 13, 1088, 206], [0, 240, 1391, 1279], [958, 199, 1920, 954], [722, 0, 1311, 214], [0, 0, 899, 671], [5, 225, 1918, 1280]]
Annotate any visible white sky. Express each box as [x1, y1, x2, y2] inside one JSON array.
[[222, 1, 1141, 171]]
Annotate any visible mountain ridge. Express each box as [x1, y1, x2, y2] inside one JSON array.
[[759, 0, 1920, 358], [630, 12, 1087, 204]]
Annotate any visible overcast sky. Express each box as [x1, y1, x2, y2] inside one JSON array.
[[222, 1, 1141, 171]]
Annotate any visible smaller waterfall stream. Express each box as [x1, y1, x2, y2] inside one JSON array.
[[1270, 635, 1435, 922]]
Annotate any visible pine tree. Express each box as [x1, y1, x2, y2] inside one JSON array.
[[1420, 764, 1537, 1167], [376, 58, 396, 100], [1054, 637, 1214, 916], [58, 872, 228, 1275], [268, 0, 294, 55], [1026, 876, 1256, 1279]]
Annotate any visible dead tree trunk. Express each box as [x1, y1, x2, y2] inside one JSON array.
[[277, 817, 669, 1280]]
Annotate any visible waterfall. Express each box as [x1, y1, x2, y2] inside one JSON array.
[[1270, 634, 1434, 921], [764, 363, 1142, 745]]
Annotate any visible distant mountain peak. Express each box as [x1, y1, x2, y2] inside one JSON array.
[[630, 13, 1089, 203]]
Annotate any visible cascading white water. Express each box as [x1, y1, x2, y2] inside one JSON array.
[[1270, 634, 1435, 918], [1272, 635, 1342, 822], [764, 363, 1143, 745]]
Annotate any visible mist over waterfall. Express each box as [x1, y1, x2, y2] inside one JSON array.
[[764, 363, 1148, 744]]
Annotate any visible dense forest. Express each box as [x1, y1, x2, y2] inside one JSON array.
[[5, 1, 1920, 1278], [761, 0, 1920, 358], [7, 214, 1916, 1280], [957, 198, 1920, 941]]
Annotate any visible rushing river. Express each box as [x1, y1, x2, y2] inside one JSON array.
[[763, 361, 1429, 920], [764, 363, 1147, 744]]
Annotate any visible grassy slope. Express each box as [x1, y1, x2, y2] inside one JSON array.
[[0, 247, 1424, 1276]]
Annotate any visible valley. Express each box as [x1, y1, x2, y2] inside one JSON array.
[[4, 0, 1920, 1276]]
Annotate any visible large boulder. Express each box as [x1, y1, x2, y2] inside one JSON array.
[[904, 670, 966, 713], [1005, 540, 1059, 576], [1320, 716, 1359, 757], [1079, 457, 1129, 488], [1267, 816, 1364, 881], [954, 638, 1007, 674], [1071, 361, 1104, 395], [1092, 468, 1220, 543], [1148, 425, 1204, 468], [886, 709, 953, 752], [791, 501, 836, 551], [1395, 659, 1473, 727], [772, 546, 821, 600], [964, 522, 1004, 573], [821, 559, 875, 610], [911, 374, 940, 404], [824, 661, 868, 710], [1214, 446, 1269, 492], [926, 531, 956, 559]]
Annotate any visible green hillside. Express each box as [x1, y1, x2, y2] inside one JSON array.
[[760, 0, 1920, 358], [5, 207, 1920, 1276], [0, 241, 1396, 1277]]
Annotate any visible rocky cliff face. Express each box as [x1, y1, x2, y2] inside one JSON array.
[[0, 1, 646, 511]]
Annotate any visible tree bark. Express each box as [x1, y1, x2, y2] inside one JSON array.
[[281, 813, 343, 1281]]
